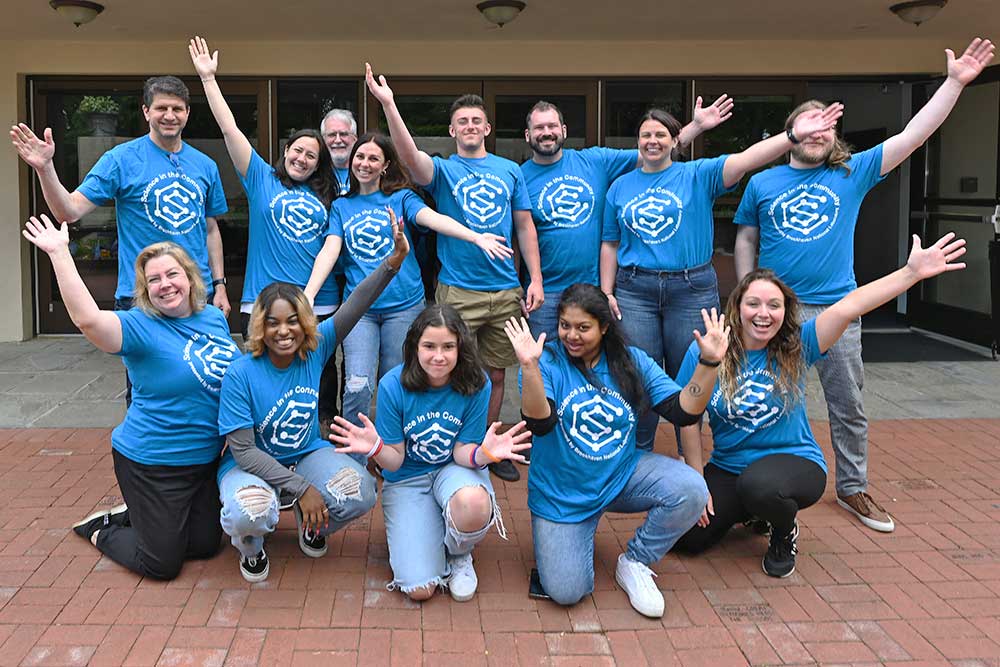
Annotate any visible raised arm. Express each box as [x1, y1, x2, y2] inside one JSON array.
[[675, 308, 728, 416], [23, 215, 122, 353], [721, 103, 844, 188], [365, 63, 434, 185], [503, 317, 550, 420], [10, 124, 96, 222], [734, 225, 759, 281], [882, 38, 994, 176], [189, 36, 253, 176], [513, 210, 544, 313], [676, 94, 735, 151], [303, 235, 343, 303], [816, 233, 967, 352], [413, 207, 513, 260]]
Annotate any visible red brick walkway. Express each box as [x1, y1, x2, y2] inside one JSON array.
[[0, 420, 998, 666]]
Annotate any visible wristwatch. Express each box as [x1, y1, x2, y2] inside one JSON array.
[[786, 128, 801, 145], [212, 277, 227, 287]]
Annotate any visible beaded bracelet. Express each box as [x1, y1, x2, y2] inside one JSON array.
[[366, 437, 383, 459]]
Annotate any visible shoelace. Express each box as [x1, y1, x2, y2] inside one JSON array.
[[858, 492, 887, 514], [627, 560, 659, 590], [245, 555, 259, 567]]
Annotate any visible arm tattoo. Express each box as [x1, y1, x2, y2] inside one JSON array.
[[686, 383, 704, 397]]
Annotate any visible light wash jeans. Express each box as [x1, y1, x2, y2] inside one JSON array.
[[614, 263, 720, 452], [218, 447, 376, 558], [531, 451, 707, 606], [342, 301, 425, 426], [381, 463, 500, 593], [527, 290, 564, 342], [799, 304, 867, 496]]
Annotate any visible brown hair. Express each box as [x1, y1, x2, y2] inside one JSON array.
[[346, 132, 414, 197], [401, 304, 486, 395], [719, 269, 804, 407], [245, 282, 320, 361], [785, 100, 853, 174], [526, 100, 565, 129], [449, 94, 488, 123], [132, 242, 206, 317]]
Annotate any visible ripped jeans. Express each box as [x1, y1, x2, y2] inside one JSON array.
[[218, 447, 376, 558], [341, 302, 424, 426], [381, 463, 500, 593]]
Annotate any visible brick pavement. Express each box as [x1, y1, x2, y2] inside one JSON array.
[[0, 419, 998, 666]]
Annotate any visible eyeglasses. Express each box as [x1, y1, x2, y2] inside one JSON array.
[[323, 131, 356, 139]]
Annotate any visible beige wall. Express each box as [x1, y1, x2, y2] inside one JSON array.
[[0, 37, 958, 341]]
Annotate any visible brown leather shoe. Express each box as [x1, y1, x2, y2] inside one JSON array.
[[837, 491, 895, 532]]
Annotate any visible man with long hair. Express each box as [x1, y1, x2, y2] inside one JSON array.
[[733, 37, 994, 533]]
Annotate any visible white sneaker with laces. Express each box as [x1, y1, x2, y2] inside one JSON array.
[[615, 553, 664, 618], [447, 553, 478, 602]]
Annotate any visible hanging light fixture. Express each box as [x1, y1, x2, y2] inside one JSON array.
[[49, 0, 105, 27], [889, 0, 947, 26], [477, 0, 526, 28]]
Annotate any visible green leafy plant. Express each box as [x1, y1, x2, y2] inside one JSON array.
[[78, 95, 120, 115]]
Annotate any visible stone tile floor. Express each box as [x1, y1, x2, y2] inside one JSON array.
[[0, 418, 998, 666]]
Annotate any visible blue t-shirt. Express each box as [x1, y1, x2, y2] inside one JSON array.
[[526, 343, 680, 523], [428, 154, 531, 291], [217, 315, 339, 480], [112, 307, 239, 466], [327, 189, 427, 313], [240, 151, 337, 307], [675, 318, 828, 475], [733, 145, 886, 304], [522, 148, 638, 291], [334, 167, 350, 195], [375, 365, 491, 483], [78, 136, 228, 299], [602, 156, 733, 271]]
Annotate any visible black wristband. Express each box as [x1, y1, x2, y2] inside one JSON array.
[[698, 357, 721, 368], [786, 128, 801, 145], [212, 277, 227, 287]]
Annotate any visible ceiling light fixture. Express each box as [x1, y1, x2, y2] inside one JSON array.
[[477, 0, 526, 28], [49, 0, 105, 27], [889, 0, 947, 26]]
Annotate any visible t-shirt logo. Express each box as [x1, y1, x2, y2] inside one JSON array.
[[622, 187, 683, 244], [454, 172, 511, 230], [269, 191, 325, 243], [260, 386, 318, 452], [537, 175, 595, 228], [712, 370, 783, 432], [407, 422, 458, 464], [183, 333, 238, 392], [343, 208, 394, 262], [769, 184, 841, 242], [557, 386, 634, 461], [142, 173, 206, 235]]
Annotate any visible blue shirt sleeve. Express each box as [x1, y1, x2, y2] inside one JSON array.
[[113, 310, 144, 357], [602, 148, 639, 181], [848, 144, 887, 190], [601, 186, 622, 243], [239, 150, 268, 195], [801, 318, 827, 367], [455, 379, 491, 445], [511, 168, 532, 211], [205, 161, 228, 217], [315, 312, 339, 363], [632, 347, 682, 405], [218, 361, 255, 435], [733, 175, 761, 227], [77, 150, 121, 207], [400, 189, 429, 225], [375, 375, 404, 445], [327, 199, 346, 237], [539, 346, 559, 401], [697, 155, 735, 199]]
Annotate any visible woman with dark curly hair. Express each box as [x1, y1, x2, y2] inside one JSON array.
[[674, 233, 967, 578]]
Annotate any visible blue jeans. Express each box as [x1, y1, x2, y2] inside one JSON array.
[[799, 304, 867, 496], [342, 302, 425, 426], [614, 263, 720, 451], [531, 452, 707, 606], [527, 290, 564, 342], [381, 463, 500, 593], [218, 447, 376, 558]]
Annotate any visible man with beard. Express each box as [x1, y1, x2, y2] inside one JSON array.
[[366, 64, 540, 483], [321, 108, 358, 194], [733, 37, 994, 534], [520, 97, 734, 341]]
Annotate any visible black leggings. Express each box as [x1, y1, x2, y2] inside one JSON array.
[[96, 449, 222, 580], [674, 454, 826, 554]]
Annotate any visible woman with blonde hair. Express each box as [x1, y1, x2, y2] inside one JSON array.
[[24, 215, 239, 580]]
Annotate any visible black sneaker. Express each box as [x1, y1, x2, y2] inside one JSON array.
[[762, 520, 798, 578], [277, 489, 296, 511], [240, 549, 269, 582], [516, 447, 531, 466], [72, 504, 128, 543], [489, 459, 520, 483], [293, 502, 328, 558], [744, 517, 770, 535]]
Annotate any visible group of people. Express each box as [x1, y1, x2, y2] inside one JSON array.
[[10, 35, 992, 617]]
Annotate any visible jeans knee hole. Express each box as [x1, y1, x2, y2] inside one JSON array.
[[326, 467, 363, 502], [235, 486, 277, 521], [345, 375, 370, 394]]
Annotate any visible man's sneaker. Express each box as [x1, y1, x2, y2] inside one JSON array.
[[615, 553, 664, 618], [72, 504, 128, 544], [743, 517, 771, 535], [240, 549, 269, 582], [277, 489, 296, 511], [447, 553, 478, 602], [837, 491, 895, 533], [516, 447, 531, 466], [293, 503, 328, 558], [489, 459, 520, 483], [762, 520, 799, 578]]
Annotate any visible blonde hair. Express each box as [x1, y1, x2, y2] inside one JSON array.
[[132, 242, 206, 317], [785, 100, 853, 175], [245, 282, 320, 360]]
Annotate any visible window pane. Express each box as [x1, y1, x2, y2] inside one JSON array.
[[277, 79, 359, 142], [494, 95, 587, 164], [604, 81, 685, 148], [376, 95, 457, 157]]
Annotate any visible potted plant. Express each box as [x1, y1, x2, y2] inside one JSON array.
[[79, 96, 120, 136]]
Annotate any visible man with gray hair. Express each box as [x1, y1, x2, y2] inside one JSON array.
[[321, 108, 358, 194]]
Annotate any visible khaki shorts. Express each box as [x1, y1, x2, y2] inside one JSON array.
[[435, 283, 522, 369]]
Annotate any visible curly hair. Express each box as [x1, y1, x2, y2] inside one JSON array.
[[785, 100, 854, 174], [245, 282, 320, 361], [719, 269, 804, 407], [401, 304, 486, 395], [132, 242, 206, 317]]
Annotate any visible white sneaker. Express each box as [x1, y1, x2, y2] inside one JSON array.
[[447, 553, 478, 602], [615, 553, 664, 618]]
